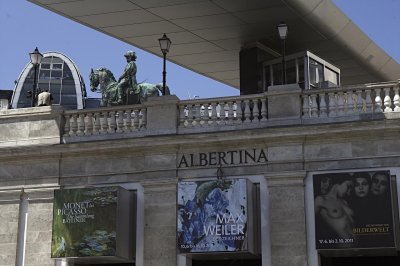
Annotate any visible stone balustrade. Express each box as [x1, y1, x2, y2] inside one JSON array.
[[60, 80, 400, 140], [1, 81, 400, 147], [63, 105, 146, 137], [178, 93, 268, 128], [302, 81, 400, 119]]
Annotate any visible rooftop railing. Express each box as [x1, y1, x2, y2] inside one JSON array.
[[63, 105, 147, 138], [302, 81, 400, 120], [0, 80, 399, 146]]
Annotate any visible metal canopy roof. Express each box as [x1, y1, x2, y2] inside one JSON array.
[[30, 0, 400, 90]]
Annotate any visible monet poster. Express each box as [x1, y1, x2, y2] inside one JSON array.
[[313, 170, 396, 250], [51, 187, 129, 258], [177, 179, 253, 253]]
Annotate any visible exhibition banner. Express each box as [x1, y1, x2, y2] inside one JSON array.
[[177, 179, 253, 253], [51, 187, 121, 258], [313, 170, 396, 250]]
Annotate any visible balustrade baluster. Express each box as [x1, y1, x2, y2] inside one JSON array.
[[243, 100, 251, 123], [93, 112, 101, 135], [365, 89, 373, 113], [141, 108, 147, 128], [374, 88, 383, 113], [210, 103, 217, 125], [347, 91, 354, 114], [393, 87, 400, 112], [77, 113, 85, 136], [85, 113, 93, 135], [233, 100, 242, 124], [203, 103, 210, 126], [63, 115, 70, 136], [383, 87, 392, 112], [124, 110, 132, 132], [133, 110, 139, 131], [186, 105, 193, 127], [319, 93, 327, 118], [219, 102, 226, 125], [328, 92, 336, 117], [227, 101, 234, 124], [194, 104, 201, 126], [302, 95, 310, 118], [179, 105, 186, 127], [100, 112, 108, 134], [116, 110, 124, 133], [70, 114, 78, 136], [310, 94, 318, 118], [252, 99, 260, 122], [260, 98, 267, 121], [337, 92, 345, 116], [108, 111, 116, 133], [355, 91, 363, 113]]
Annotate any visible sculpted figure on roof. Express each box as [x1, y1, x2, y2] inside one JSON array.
[[89, 51, 169, 106]]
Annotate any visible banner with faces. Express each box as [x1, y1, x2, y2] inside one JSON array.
[[313, 170, 396, 250]]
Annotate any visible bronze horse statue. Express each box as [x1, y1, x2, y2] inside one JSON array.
[[89, 68, 169, 107]]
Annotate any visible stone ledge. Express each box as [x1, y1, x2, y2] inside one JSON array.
[[0, 106, 64, 148]]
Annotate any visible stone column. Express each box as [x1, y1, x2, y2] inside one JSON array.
[[144, 95, 180, 135], [142, 181, 177, 266], [266, 171, 307, 266], [267, 84, 302, 123], [15, 191, 28, 266], [0, 191, 20, 266]]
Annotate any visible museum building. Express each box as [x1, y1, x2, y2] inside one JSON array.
[[1, 0, 400, 266]]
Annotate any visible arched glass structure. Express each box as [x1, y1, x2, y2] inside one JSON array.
[[11, 52, 86, 109]]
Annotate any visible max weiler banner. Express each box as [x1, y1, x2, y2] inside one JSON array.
[[313, 171, 396, 249], [177, 179, 253, 253], [51, 187, 119, 258]]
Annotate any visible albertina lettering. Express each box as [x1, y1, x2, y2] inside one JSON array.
[[178, 148, 267, 168]]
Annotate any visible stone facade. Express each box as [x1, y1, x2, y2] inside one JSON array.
[[1, 82, 400, 266], [0, 203, 19, 266]]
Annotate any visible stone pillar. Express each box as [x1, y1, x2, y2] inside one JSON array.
[[15, 191, 28, 266], [0, 191, 20, 266], [144, 95, 180, 135], [267, 84, 302, 121], [143, 181, 177, 266], [24, 189, 54, 266], [266, 171, 307, 266]]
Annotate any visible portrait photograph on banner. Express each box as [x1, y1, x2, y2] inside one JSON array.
[[313, 170, 396, 250]]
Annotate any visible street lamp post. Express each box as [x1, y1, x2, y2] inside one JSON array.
[[277, 22, 288, 85], [29, 47, 43, 107], [158, 34, 171, 96]]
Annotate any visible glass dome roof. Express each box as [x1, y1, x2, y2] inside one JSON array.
[[11, 51, 86, 109]]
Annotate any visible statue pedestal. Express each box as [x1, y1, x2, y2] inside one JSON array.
[[144, 95, 179, 135]]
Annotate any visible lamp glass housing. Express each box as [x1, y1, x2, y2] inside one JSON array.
[[29, 47, 43, 65], [158, 34, 171, 54], [277, 23, 288, 40]]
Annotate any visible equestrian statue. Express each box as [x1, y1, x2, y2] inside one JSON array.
[[90, 50, 170, 107]]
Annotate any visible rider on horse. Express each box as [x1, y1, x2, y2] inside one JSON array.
[[90, 50, 169, 106], [117, 51, 138, 104]]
